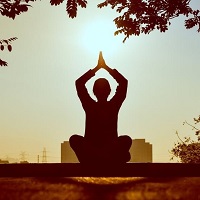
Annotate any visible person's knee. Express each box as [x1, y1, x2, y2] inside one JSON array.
[[118, 135, 132, 148], [126, 136, 132, 148], [126, 152, 131, 162], [69, 134, 83, 149]]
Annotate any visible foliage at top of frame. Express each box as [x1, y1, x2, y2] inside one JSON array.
[[98, 0, 200, 42]]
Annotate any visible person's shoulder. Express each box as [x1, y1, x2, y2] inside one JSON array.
[[108, 98, 118, 105]]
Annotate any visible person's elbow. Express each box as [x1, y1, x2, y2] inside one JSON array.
[[119, 78, 128, 94], [123, 78, 128, 88], [75, 78, 81, 88]]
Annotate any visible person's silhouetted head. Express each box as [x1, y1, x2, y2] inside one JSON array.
[[93, 78, 111, 101]]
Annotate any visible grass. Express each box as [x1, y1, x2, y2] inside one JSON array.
[[0, 177, 200, 200]]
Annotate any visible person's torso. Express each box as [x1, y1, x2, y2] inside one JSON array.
[[84, 101, 119, 143]]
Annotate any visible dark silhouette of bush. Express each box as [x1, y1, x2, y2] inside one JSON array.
[[171, 116, 200, 163]]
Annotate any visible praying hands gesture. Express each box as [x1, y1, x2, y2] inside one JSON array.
[[92, 51, 111, 74]]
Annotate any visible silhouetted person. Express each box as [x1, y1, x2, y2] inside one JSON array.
[[70, 52, 132, 164]]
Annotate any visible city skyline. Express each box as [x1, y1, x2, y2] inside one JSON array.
[[61, 139, 152, 164], [1, 137, 152, 163]]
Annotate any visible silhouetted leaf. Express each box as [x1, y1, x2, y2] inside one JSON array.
[[66, 0, 77, 18], [2, 40, 8, 44], [0, 45, 4, 51], [7, 45, 12, 52], [50, 0, 64, 6], [0, 37, 18, 66], [97, 1, 108, 9], [77, 0, 87, 8], [7, 37, 18, 42], [0, 59, 8, 66], [196, 131, 200, 135], [19, 4, 29, 12]]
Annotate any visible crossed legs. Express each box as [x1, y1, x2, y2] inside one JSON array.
[[69, 134, 132, 164]]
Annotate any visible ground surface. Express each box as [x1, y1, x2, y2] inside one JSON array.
[[0, 177, 200, 200]]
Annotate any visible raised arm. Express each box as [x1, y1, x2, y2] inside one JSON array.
[[98, 51, 128, 106], [98, 51, 127, 85], [104, 65, 128, 86], [76, 64, 101, 109], [76, 52, 105, 92], [105, 66, 128, 105]]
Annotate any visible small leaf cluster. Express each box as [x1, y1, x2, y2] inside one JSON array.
[[98, 0, 200, 42], [0, 0, 35, 19], [185, 10, 200, 32], [50, 0, 87, 18], [0, 37, 18, 67], [171, 141, 200, 163], [171, 116, 200, 163]]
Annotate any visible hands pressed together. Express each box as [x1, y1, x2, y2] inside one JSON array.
[[93, 51, 111, 73]]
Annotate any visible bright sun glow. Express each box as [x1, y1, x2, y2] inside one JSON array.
[[81, 19, 122, 57]]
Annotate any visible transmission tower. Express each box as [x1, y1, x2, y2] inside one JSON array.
[[20, 151, 27, 162], [42, 147, 47, 163]]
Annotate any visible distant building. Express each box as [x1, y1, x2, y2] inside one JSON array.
[[0, 159, 9, 164], [61, 141, 78, 163], [129, 139, 152, 163], [61, 138, 152, 163], [20, 161, 29, 164]]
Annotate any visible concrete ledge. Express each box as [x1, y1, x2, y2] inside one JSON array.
[[0, 163, 200, 177]]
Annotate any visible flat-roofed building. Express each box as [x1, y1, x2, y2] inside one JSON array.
[[0, 159, 9, 164], [129, 139, 152, 162], [61, 141, 78, 163]]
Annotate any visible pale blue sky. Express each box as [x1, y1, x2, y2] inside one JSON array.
[[0, 1, 200, 162]]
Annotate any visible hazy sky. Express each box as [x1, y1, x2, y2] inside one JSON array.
[[1, 1, 200, 163]]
